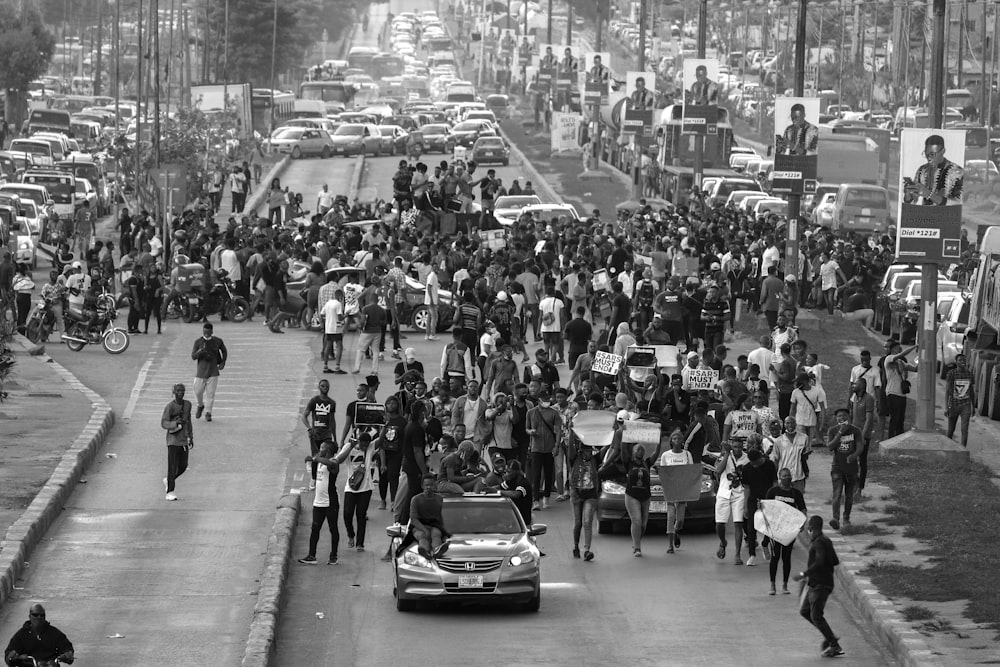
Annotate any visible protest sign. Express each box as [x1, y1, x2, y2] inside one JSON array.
[[687, 369, 719, 391], [754, 499, 807, 546], [623, 419, 661, 444], [657, 464, 704, 502], [592, 350, 623, 375]]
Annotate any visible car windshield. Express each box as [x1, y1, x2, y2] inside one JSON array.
[[442, 502, 523, 534], [454, 121, 480, 131], [423, 124, 449, 134], [718, 180, 759, 196], [844, 190, 886, 207], [272, 128, 302, 139], [1, 187, 44, 206], [477, 138, 503, 146], [335, 125, 365, 136], [496, 196, 540, 208]]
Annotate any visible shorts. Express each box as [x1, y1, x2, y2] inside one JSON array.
[[542, 331, 560, 345], [714, 493, 746, 523], [325, 332, 343, 342]]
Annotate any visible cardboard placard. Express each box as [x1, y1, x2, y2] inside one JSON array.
[[657, 463, 704, 502], [623, 419, 661, 444], [673, 257, 700, 278], [571, 410, 617, 449], [354, 402, 387, 427], [592, 268, 611, 291], [478, 229, 506, 250], [754, 499, 807, 546], [686, 368, 719, 391], [591, 350, 623, 375]]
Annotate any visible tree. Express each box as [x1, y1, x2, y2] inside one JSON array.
[[0, 0, 56, 125]]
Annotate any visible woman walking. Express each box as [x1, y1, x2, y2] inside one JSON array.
[[376, 395, 407, 510], [567, 433, 600, 561], [266, 178, 285, 226], [339, 431, 378, 551], [656, 429, 693, 554], [623, 441, 661, 557]]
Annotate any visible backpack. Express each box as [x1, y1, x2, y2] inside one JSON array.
[[638, 280, 655, 307]]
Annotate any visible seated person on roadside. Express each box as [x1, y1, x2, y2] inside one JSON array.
[[411, 472, 448, 559]]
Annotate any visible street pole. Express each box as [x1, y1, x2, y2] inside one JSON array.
[[632, 0, 647, 200], [135, 0, 143, 207], [94, 0, 104, 96], [567, 2, 573, 46], [547, 0, 552, 44], [916, 0, 947, 432], [837, 0, 845, 103], [224, 0, 230, 109], [113, 0, 120, 227], [692, 0, 707, 188], [268, 0, 278, 136], [784, 0, 807, 281], [596, 0, 603, 53], [957, 0, 966, 89], [981, 0, 988, 124]]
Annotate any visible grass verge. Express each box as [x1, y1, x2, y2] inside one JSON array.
[[864, 457, 1000, 638], [902, 605, 935, 622], [841, 522, 891, 537], [866, 539, 897, 551]]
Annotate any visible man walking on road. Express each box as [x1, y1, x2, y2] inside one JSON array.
[[794, 515, 844, 657], [945, 353, 975, 447], [161, 383, 194, 501], [192, 322, 228, 421], [302, 379, 338, 491]]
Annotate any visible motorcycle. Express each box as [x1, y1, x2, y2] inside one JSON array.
[[60, 303, 130, 354], [181, 269, 251, 323], [24, 294, 60, 343]]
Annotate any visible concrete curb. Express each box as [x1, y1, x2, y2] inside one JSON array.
[[347, 153, 366, 202], [795, 528, 942, 666], [241, 493, 301, 667], [498, 127, 563, 205], [0, 335, 115, 610], [246, 157, 292, 216]]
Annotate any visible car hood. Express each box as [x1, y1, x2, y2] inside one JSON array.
[[435, 534, 527, 558], [331, 135, 364, 144]]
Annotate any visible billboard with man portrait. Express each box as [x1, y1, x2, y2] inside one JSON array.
[[896, 128, 966, 264], [623, 71, 655, 138], [682, 58, 718, 135], [583, 52, 611, 105], [772, 96, 820, 194]]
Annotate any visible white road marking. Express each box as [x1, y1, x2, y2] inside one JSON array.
[[123, 341, 160, 421]]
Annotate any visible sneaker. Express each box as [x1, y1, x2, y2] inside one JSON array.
[[309, 479, 316, 491], [829, 518, 841, 530], [572, 547, 581, 558], [556, 494, 570, 502], [633, 549, 642, 557], [583, 550, 594, 561], [328, 555, 339, 565], [532, 501, 541, 511], [674, 534, 681, 548], [717, 544, 726, 560], [165, 492, 177, 501], [821, 640, 830, 652], [769, 583, 776, 596], [746, 555, 758, 567], [205, 413, 212, 422], [734, 556, 743, 565], [392, 350, 401, 359], [323, 367, 334, 374], [348, 537, 355, 549], [298, 555, 317, 564], [427, 335, 439, 341], [333, 369, 347, 374], [782, 584, 791, 594], [356, 545, 365, 552], [163, 477, 168, 493], [378, 500, 387, 510], [822, 644, 844, 658], [378, 352, 385, 360], [541, 497, 549, 509], [196, 405, 204, 419], [843, 517, 852, 527], [666, 546, 674, 554]]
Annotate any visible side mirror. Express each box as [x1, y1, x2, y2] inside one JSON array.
[[527, 523, 547, 537]]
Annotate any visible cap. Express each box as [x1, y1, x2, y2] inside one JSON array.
[[404, 347, 417, 360], [71, 260, 83, 269], [710, 262, 721, 271], [784, 274, 797, 282], [653, 313, 662, 319], [616, 409, 629, 422], [496, 291, 508, 301], [687, 351, 699, 359], [491, 452, 507, 463]]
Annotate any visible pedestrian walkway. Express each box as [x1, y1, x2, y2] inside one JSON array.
[[0, 324, 314, 665]]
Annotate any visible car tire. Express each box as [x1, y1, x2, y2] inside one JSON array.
[[989, 366, 1000, 420], [597, 519, 615, 535], [321, 146, 331, 159], [879, 310, 891, 335], [291, 146, 302, 159], [411, 305, 429, 332], [502, 158, 509, 166]]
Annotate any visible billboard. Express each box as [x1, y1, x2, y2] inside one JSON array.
[[895, 128, 966, 264], [583, 52, 611, 105], [682, 59, 718, 135], [190, 83, 253, 141], [623, 71, 655, 138], [772, 96, 821, 195]]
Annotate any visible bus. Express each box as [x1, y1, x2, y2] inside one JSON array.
[[373, 54, 405, 80], [298, 81, 355, 114], [655, 104, 734, 170], [828, 122, 891, 188], [251, 89, 295, 136], [347, 46, 379, 76], [50, 95, 114, 114], [27, 109, 71, 136]]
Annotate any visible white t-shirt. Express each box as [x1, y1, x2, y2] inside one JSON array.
[[725, 409, 759, 439], [424, 270, 439, 305], [658, 450, 693, 467], [65, 273, 89, 309], [792, 386, 825, 427], [717, 452, 749, 500], [313, 462, 334, 507], [322, 298, 343, 335], [317, 189, 335, 210], [479, 332, 497, 358], [343, 444, 377, 494], [539, 296, 562, 333]]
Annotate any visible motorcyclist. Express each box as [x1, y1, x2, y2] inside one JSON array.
[[4, 604, 74, 666], [63, 262, 97, 328], [159, 253, 189, 320]]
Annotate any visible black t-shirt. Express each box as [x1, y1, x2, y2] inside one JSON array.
[[401, 421, 427, 475], [305, 395, 336, 440], [742, 459, 777, 502], [564, 317, 593, 347], [381, 415, 407, 454], [765, 483, 807, 512], [394, 359, 425, 380], [611, 293, 631, 325], [626, 460, 653, 500], [362, 303, 386, 333]]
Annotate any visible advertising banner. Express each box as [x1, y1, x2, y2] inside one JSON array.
[[682, 59, 718, 135], [772, 96, 820, 194]]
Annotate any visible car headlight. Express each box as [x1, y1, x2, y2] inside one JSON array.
[[601, 480, 625, 495], [509, 549, 536, 567], [403, 550, 433, 569], [701, 474, 714, 494]]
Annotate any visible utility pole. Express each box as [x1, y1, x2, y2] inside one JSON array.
[[94, 0, 104, 96], [269, 0, 278, 136], [135, 0, 143, 202], [182, 6, 191, 107], [784, 0, 807, 282], [567, 2, 572, 46], [915, 0, 947, 432], [547, 0, 552, 44], [981, 0, 988, 124], [223, 0, 230, 103], [957, 0, 966, 90], [596, 0, 603, 52], [632, 0, 647, 200], [153, 0, 161, 169], [692, 0, 707, 187], [113, 0, 120, 227]]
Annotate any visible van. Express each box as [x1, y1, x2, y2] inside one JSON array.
[[293, 99, 327, 118], [9, 139, 53, 166], [830, 183, 890, 233], [69, 120, 101, 149], [29, 133, 69, 161]]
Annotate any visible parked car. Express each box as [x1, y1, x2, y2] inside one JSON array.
[[417, 123, 455, 153], [267, 127, 336, 158], [386, 494, 544, 612], [471, 136, 510, 165], [379, 124, 410, 154], [937, 294, 971, 377], [494, 203, 579, 227], [492, 195, 542, 222], [329, 124, 383, 156], [891, 280, 961, 344], [871, 265, 945, 334], [450, 120, 495, 148], [322, 266, 455, 332]]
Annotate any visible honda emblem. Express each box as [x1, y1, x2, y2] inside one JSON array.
[[464, 562, 476, 571]]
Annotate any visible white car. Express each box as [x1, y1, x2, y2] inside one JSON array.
[[811, 192, 837, 225], [937, 294, 970, 376], [493, 195, 542, 222], [14, 199, 42, 268], [495, 203, 579, 227], [752, 197, 787, 217]]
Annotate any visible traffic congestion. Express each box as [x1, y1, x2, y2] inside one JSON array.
[[0, 0, 996, 664]]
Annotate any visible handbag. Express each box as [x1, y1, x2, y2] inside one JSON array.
[[901, 379, 911, 395], [348, 465, 365, 491]]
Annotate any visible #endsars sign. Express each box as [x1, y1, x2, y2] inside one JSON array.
[[895, 128, 965, 264]]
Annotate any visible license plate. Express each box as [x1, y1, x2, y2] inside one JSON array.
[[485, 151, 495, 156], [649, 501, 667, 513], [857, 217, 870, 223], [458, 575, 484, 588]]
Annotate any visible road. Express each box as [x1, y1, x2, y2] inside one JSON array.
[[0, 158, 354, 665], [267, 3, 891, 666]]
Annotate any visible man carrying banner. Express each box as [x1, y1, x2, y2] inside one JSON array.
[[902, 134, 964, 205], [776, 103, 819, 156]]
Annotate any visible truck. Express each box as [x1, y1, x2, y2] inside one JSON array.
[[963, 226, 1000, 419], [814, 133, 882, 187]]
